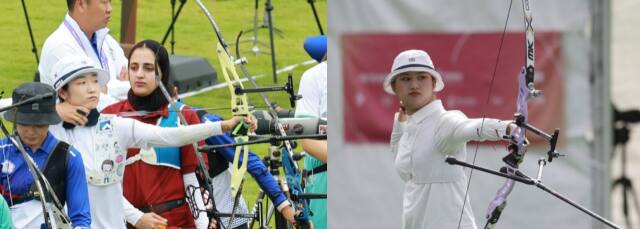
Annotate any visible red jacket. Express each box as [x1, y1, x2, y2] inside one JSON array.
[[102, 100, 207, 228]]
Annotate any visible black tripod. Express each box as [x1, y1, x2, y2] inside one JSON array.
[[161, 0, 188, 54], [234, 0, 284, 57], [306, 0, 324, 35], [20, 0, 39, 64], [612, 107, 640, 228], [21, 0, 42, 82]]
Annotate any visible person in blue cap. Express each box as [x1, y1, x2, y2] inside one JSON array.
[[296, 35, 328, 229], [303, 35, 327, 63], [0, 82, 91, 228]]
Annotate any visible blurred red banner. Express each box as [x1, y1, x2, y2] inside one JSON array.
[[342, 32, 564, 144]]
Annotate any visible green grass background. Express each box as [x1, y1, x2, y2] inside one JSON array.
[[0, 0, 325, 226]]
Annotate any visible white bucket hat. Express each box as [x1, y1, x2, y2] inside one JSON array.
[[51, 55, 109, 91], [383, 49, 444, 95]]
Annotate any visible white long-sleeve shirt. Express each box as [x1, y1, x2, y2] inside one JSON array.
[[50, 115, 223, 229], [390, 100, 509, 229], [39, 14, 130, 108]]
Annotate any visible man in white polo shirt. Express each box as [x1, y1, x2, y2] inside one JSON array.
[[39, 0, 129, 115], [295, 35, 328, 229]]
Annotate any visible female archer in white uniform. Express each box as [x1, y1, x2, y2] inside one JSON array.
[[386, 49, 517, 229]]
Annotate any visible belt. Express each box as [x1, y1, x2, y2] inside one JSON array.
[[140, 199, 186, 214], [303, 164, 327, 177], [7, 191, 38, 206]]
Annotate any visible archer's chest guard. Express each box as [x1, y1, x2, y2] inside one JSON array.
[[86, 114, 125, 186], [125, 102, 185, 170]]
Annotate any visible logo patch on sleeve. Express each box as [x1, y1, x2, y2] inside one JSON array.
[[1, 160, 15, 174]]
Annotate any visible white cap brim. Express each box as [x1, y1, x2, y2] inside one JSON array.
[[53, 67, 110, 90], [383, 67, 444, 95]]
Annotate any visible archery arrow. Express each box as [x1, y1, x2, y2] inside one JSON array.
[[199, 134, 326, 150]]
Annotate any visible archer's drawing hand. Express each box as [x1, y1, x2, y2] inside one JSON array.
[[56, 102, 90, 126], [397, 101, 407, 122]]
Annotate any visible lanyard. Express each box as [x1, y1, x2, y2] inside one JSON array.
[[63, 19, 110, 71]]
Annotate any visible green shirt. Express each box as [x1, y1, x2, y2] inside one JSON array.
[[0, 198, 12, 229], [304, 155, 326, 229]]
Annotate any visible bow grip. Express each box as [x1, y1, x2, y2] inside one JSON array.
[[231, 120, 250, 136]]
